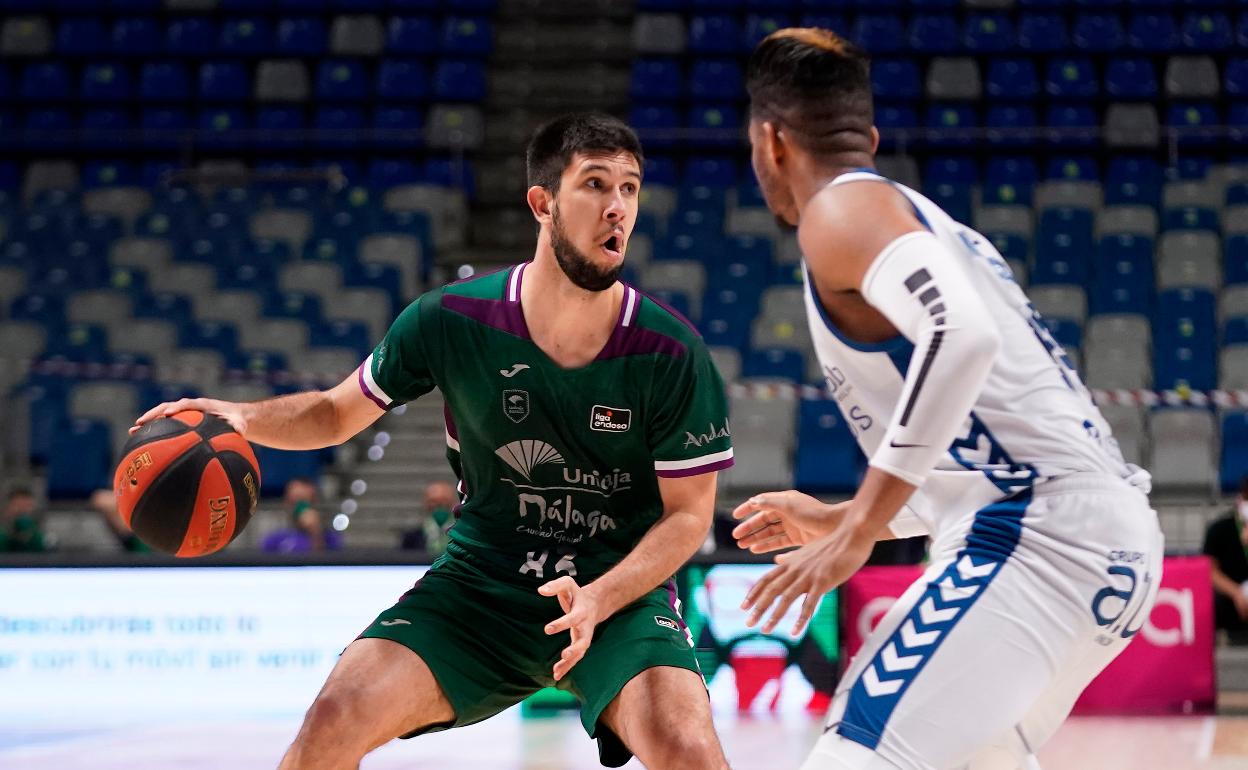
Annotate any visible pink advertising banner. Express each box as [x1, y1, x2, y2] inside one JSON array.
[[841, 557, 1216, 714]]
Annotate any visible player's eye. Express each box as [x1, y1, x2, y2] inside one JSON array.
[[587, 178, 602, 189], [622, 183, 637, 195]]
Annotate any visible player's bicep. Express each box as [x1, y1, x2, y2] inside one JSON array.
[[326, 367, 387, 443], [657, 471, 717, 525]]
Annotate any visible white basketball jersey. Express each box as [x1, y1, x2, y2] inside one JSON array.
[[804, 169, 1145, 533]]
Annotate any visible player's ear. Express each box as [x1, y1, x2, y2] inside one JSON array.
[[760, 120, 786, 167], [869, 126, 880, 155], [526, 184, 554, 225]]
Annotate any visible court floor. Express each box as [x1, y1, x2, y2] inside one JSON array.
[[2, 712, 1247, 769]]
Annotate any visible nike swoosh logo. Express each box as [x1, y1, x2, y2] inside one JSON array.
[[379, 619, 412, 626], [889, 440, 928, 449], [500, 364, 530, 378]]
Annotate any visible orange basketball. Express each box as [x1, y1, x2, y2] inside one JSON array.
[[113, 411, 261, 557]]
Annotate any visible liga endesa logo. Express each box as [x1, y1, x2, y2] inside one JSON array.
[[590, 405, 631, 433]]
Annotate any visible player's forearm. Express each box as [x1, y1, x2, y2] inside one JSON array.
[[240, 391, 346, 450], [842, 467, 919, 546], [1211, 564, 1243, 601], [584, 509, 709, 620]]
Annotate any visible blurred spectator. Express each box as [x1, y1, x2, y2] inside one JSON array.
[[400, 481, 457, 553], [2, 488, 48, 553], [89, 488, 151, 553], [1203, 476, 1248, 644], [262, 477, 342, 553]]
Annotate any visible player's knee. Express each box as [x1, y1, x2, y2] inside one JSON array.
[[297, 690, 367, 749], [648, 729, 726, 770]]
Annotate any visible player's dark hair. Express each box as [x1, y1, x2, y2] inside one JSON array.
[[7, 487, 32, 501], [526, 113, 644, 193], [746, 28, 874, 159]]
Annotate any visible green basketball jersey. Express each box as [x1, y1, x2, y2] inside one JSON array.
[[360, 263, 734, 585]]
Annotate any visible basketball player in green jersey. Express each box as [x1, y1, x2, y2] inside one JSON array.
[[132, 113, 735, 769]]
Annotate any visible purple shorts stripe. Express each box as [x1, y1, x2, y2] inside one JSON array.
[[664, 578, 690, 632], [655, 456, 735, 479], [357, 365, 388, 410]]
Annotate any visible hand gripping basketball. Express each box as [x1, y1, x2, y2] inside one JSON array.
[[131, 398, 249, 437]]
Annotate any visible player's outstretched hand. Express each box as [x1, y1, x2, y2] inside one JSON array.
[[731, 491, 849, 553], [539, 576, 601, 682], [130, 398, 249, 436], [740, 523, 875, 637]]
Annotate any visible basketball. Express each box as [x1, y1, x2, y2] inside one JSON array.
[[112, 411, 261, 557]]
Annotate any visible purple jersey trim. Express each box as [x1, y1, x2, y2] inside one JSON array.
[[443, 401, 459, 442], [654, 456, 735, 478], [441, 294, 531, 338], [357, 364, 388, 411], [595, 325, 688, 361]]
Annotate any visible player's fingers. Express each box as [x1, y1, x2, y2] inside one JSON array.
[[748, 534, 794, 554], [761, 583, 804, 635], [131, 399, 195, 432], [791, 593, 821, 638], [731, 511, 775, 542], [544, 612, 575, 636], [746, 570, 797, 628], [537, 576, 578, 599], [741, 564, 783, 610], [731, 493, 783, 520]]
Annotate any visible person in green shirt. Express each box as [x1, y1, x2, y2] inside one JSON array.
[[2, 488, 47, 553], [132, 113, 735, 769]]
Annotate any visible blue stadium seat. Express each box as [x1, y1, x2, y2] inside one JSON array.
[[963, 14, 1014, 53], [257, 106, 306, 145], [985, 59, 1039, 100], [140, 108, 190, 145], [630, 105, 679, 149], [875, 104, 918, 148], [314, 107, 365, 146], [433, 60, 486, 102], [926, 182, 972, 224], [10, 293, 65, 329], [1168, 103, 1220, 146], [198, 62, 249, 102], [112, 17, 161, 57], [43, 323, 109, 362], [853, 15, 905, 54], [198, 108, 249, 147], [1073, 13, 1125, 52], [795, 399, 862, 494], [743, 13, 791, 48], [631, 59, 682, 101], [689, 15, 743, 54], [1047, 104, 1098, 148], [684, 156, 737, 187], [386, 16, 438, 55], [276, 16, 327, 55], [252, 445, 325, 497], [687, 103, 741, 148], [1229, 183, 1248, 207], [47, 419, 112, 499], [744, 348, 806, 382], [135, 292, 194, 326], [1153, 343, 1216, 391], [872, 59, 921, 100], [646, 289, 693, 321], [82, 109, 131, 145], [1155, 287, 1216, 348], [83, 161, 137, 188], [983, 157, 1037, 206], [140, 62, 190, 102], [644, 156, 678, 186], [1128, 13, 1179, 52], [23, 110, 73, 149], [1018, 14, 1068, 53], [180, 320, 239, 356], [1163, 206, 1219, 232], [373, 107, 422, 145], [317, 60, 370, 101], [1225, 317, 1248, 346], [81, 63, 132, 102], [1046, 58, 1098, 100], [229, 350, 288, 380], [1220, 412, 1248, 492], [1227, 59, 1248, 99], [376, 60, 428, 101], [219, 17, 273, 56], [56, 17, 109, 55], [1106, 157, 1161, 207], [1105, 58, 1157, 100], [1033, 208, 1094, 285], [1239, 14, 1248, 50], [441, 16, 493, 56], [909, 14, 960, 54], [1042, 317, 1082, 351], [926, 104, 978, 148], [166, 18, 218, 57], [1092, 234, 1154, 315], [1181, 12, 1233, 52], [265, 291, 322, 324], [925, 156, 978, 185], [690, 59, 743, 100], [21, 63, 71, 102], [343, 262, 399, 313], [986, 105, 1037, 149], [312, 320, 371, 358]]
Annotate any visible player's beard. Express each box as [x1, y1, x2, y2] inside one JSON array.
[[550, 206, 622, 293]]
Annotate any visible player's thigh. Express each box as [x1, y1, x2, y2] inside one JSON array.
[[599, 665, 725, 763], [301, 637, 455, 751]]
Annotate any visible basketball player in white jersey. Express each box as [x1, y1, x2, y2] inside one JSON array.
[[730, 28, 1164, 770]]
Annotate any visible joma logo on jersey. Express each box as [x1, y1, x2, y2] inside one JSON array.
[[590, 405, 631, 433], [683, 420, 731, 448]]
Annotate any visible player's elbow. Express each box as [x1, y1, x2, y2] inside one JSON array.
[[943, 317, 1001, 383]]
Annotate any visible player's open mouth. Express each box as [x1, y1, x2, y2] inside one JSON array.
[[600, 234, 623, 259]]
